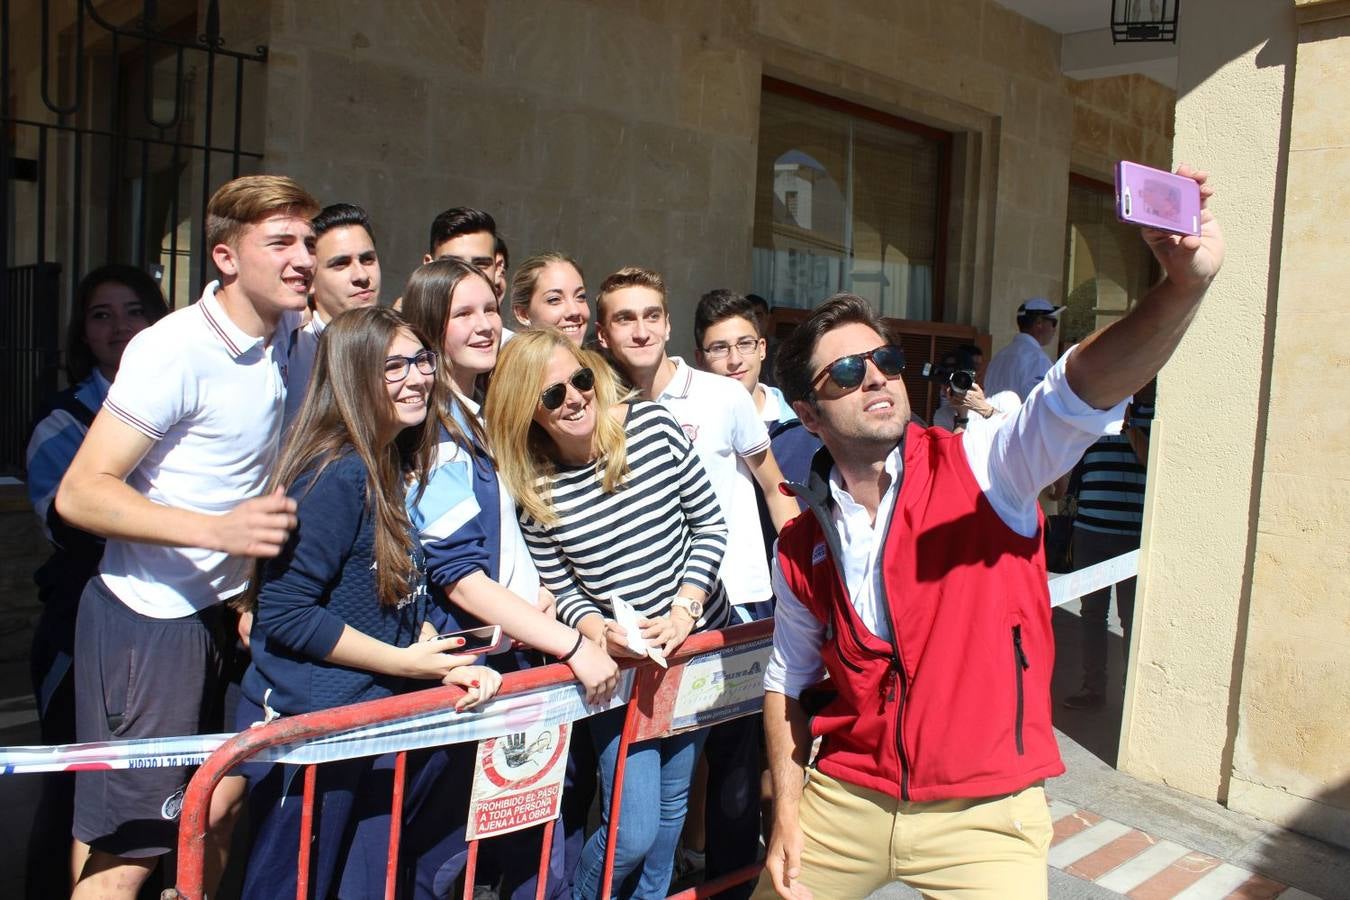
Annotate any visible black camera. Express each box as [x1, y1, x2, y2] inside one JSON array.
[[920, 362, 976, 396]]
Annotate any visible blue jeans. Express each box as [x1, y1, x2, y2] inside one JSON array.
[[573, 708, 708, 900]]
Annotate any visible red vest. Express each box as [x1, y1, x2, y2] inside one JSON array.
[[777, 422, 1064, 802]]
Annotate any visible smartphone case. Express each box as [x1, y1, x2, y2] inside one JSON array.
[[1114, 161, 1201, 236]]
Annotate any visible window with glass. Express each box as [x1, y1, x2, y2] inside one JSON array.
[[1060, 174, 1159, 347], [752, 79, 950, 321]]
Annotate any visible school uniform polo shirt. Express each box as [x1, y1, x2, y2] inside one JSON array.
[[283, 310, 327, 425], [100, 282, 300, 618], [656, 357, 773, 606]]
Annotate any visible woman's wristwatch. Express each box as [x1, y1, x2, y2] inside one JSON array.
[[669, 596, 703, 620]]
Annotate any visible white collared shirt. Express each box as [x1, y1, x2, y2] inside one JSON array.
[[656, 357, 773, 605], [984, 332, 1054, 401], [764, 346, 1127, 697], [100, 282, 300, 618]]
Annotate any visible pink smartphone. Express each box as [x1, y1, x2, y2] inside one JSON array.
[[1115, 161, 1201, 236]]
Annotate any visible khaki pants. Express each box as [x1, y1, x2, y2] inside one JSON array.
[[753, 769, 1052, 900]]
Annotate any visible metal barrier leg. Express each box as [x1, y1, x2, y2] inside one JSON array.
[[297, 764, 317, 900], [599, 680, 645, 900], [385, 750, 408, 900], [535, 819, 556, 900], [462, 838, 481, 900]]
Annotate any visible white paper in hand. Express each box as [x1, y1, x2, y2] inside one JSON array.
[[609, 594, 668, 668]]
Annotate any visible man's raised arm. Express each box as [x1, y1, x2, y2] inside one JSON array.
[[1066, 165, 1226, 410]]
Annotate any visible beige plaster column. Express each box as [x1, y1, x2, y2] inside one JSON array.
[[1117, 0, 1297, 798], [1222, 0, 1350, 849]]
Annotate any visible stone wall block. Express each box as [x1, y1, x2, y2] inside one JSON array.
[[1038, 88, 1075, 152], [1072, 105, 1112, 153], [678, 45, 759, 137], [582, 13, 680, 120], [303, 50, 432, 167], [264, 49, 305, 156], [1021, 20, 1062, 84], [755, 0, 837, 54], [1004, 78, 1040, 142], [1092, 75, 1133, 118], [531, 106, 638, 206], [927, 0, 984, 49], [979, 2, 1026, 74], [485, 0, 590, 102], [424, 87, 541, 190], [283, 0, 487, 74], [1288, 19, 1350, 151], [627, 122, 713, 213]]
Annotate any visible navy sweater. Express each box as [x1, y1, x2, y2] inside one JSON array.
[[243, 452, 430, 715]]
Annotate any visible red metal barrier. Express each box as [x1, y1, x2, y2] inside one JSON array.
[[170, 619, 773, 900]]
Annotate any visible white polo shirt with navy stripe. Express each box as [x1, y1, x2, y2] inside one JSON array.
[[656, 357, 773, 607], [100, 282, 300, 618]]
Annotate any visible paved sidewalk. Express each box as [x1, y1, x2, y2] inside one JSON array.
[[866, 726, 1348, 900]]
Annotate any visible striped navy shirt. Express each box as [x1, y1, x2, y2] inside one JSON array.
[[1074, 433, 1147, 536], [520, 401, 731, 631]]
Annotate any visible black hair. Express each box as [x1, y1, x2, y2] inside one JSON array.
[[427, 207, 497, 255], [774, 293, 889, 405], [694, 289, 761, 348], [312, 202, 376, 244], [66, 265, 170, 383], [746, 293, 770, 314], [494, 233, 510, 270]]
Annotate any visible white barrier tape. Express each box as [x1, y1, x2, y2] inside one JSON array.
[[1047, 550, 1139, 608], [0, 672, 633, 776], [2, 554, 1139, 776]]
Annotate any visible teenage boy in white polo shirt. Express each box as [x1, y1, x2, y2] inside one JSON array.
[[596, 269, 799, 897], [595, 267, 799, 616], [56, 175, 319, 899]]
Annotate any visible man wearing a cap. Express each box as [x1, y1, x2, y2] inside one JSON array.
[[984, 297, 1063, 400]]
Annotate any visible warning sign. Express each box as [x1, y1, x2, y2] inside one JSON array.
[[466, 722, 572, 840]]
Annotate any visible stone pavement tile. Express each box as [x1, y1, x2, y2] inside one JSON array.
[[1051, 733, 1269, 861], [1065, 828, 1160, 880], [1123, 849, 1223, 899], [1171, 861, 1278, 899], [1231, 830, 1350, 900]]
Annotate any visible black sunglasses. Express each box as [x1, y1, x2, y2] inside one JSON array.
[[810, 345, 905, 394], [539, 367, 596, 411]]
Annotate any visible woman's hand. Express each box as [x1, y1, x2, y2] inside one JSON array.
[[396, 635, 472, 680], [566, 638, 620, 706], [601, 620, 647, 659], [443, 665, 503, 711], [639, 609, 695, 658], [536, 586, 558, 620]]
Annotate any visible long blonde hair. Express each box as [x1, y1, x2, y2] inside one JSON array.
[[484, 328, 630, 525]]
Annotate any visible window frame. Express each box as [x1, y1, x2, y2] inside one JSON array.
[[758, 76, 954, 322]]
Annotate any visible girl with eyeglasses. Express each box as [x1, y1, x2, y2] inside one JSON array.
[[236, 307, 501, 899], [485, 327, 732, 900]]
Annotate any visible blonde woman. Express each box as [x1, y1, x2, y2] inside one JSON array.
[[486, 328, 730, 899], [510, 251, 590, 345]]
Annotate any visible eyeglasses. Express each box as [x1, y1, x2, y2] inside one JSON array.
[[383, 348, 438, 383], [539, 367, 596, 411], [701, 336, 762, 360], [809, 345, 905, 395]]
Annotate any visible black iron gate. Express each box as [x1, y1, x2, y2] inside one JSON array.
[[0, 0, 268, 474]]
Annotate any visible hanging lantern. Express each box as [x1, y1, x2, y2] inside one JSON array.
[[1111, 0, 1180, 43]]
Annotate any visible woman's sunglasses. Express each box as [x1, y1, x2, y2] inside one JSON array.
[[539, 367, 596, 411], [810, 345, 905, 394]]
